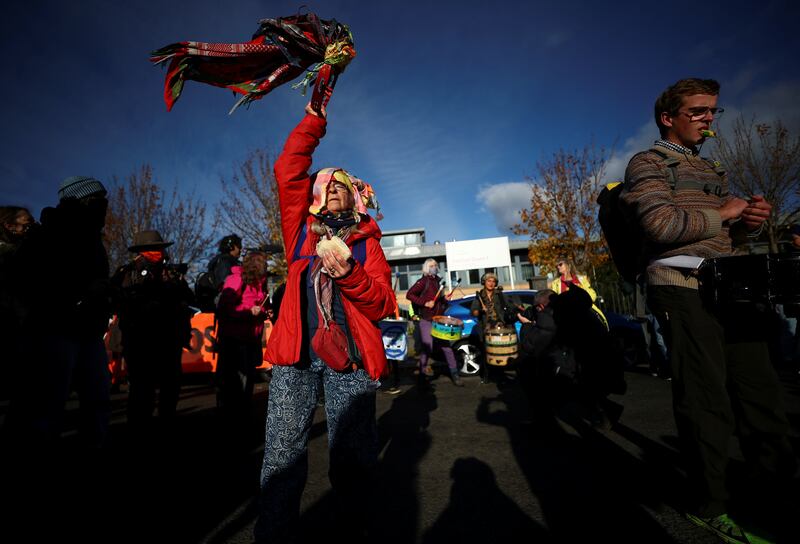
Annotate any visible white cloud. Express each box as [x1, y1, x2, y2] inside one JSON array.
[[604, 121, 658, 183], [736, 80, 800, 131], [476, 181, 532, 234]]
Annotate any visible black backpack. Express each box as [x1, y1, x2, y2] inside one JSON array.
[[194, 254, 223, 312], [194, 271, 219, 312], [597, 148, 725, 284]]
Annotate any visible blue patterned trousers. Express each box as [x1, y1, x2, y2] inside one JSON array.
[[255, 358, 379, 542]]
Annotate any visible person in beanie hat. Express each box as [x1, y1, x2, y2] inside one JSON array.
[[5, 176, 113, 452], [58, 176, 107, 202], [112, 229, 193, 431]]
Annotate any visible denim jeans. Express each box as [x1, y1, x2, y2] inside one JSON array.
[[255, 358, 379, 542]]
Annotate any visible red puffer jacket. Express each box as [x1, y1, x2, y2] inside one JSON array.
[[264, 114, 396, 379]]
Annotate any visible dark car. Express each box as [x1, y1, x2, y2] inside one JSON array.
[[441, 289, 648, 376]]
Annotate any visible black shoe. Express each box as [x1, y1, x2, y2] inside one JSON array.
[[451, 374, 464, 387]]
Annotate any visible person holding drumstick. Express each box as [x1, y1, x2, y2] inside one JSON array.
[[407, 259, 463, 386], [470, 272, 514, 382]]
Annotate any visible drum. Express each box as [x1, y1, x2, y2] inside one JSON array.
[[430, 316, 464, 342], [701, 254, 800, 308], [484, 325, 518, 366], [379, 318, 409, 361]]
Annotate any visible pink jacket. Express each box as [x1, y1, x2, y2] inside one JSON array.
[[217, 265, 268, 341]]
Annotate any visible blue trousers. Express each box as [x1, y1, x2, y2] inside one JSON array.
[[255, 358, 379, 542]]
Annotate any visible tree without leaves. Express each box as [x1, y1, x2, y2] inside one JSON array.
[[714, 116, 800, 253], [104, 164, 218, 271], [513, 145, 612, 278], [216, 149, 286, 278]]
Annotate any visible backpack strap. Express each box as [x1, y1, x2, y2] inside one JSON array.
[[648, 148, 726, 196], [352, 238, 367, 265], [292, 223, 309, 263], [647, 148, 681, 190]]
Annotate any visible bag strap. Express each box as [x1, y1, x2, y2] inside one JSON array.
[[648, 148, 726, 196]]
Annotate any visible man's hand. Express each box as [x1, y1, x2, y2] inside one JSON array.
[[424, 300, 435, 309], [741, 195, 771, 230], [305, 101, 327, 119], [517, 313, 531, 324], [718, 197, 749, 222], [250, 306, 263, 316]]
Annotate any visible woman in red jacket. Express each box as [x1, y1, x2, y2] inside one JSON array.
[[255, 102, 396, 543]]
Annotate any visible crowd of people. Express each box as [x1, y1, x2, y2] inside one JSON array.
[[1, 77, 799, 544]]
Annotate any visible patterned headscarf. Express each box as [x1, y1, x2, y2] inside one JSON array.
[[309, 168, 381, 220]]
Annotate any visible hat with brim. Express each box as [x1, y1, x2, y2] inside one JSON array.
[[128, 230, 173, 252]]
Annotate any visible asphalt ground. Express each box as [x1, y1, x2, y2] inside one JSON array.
[[1, 360, 798, 543]]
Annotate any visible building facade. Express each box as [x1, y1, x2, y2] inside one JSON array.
[[381, 227, 541, 311]]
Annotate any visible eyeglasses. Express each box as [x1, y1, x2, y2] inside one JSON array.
[[328, 182, 350, 193], [556, 262, 566, 267], [679, 107, 724, 121]]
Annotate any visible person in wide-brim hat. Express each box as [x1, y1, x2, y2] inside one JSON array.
[[128, 230, 173, 252]]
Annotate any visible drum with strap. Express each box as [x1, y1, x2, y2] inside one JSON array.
[[700, 254, 800, 310], [484, 324, 518, 366]]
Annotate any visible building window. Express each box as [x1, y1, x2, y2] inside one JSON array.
[[468, 269, 480, 285], [393, 264, 423, 291], [496, 267, 510, 284]]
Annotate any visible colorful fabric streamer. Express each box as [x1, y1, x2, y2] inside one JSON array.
[[150, 13, 355, 113]]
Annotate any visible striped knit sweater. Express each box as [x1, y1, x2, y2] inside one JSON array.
[[621, 145, 742, 289]]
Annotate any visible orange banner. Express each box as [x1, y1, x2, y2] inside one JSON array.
[[181, 312, 273, 373]]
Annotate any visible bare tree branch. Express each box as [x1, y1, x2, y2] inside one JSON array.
[[714, 116, 800, 252], [216, 149, 286, 278], [104, 164, 218, 271]]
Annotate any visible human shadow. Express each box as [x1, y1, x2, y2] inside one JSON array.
[[296, 381, 438, 543], [422, 457, 550, 544], [1, 383, 277, 544], [475, 380, 677, 543]]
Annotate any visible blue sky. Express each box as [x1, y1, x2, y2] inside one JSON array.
[[2, 0, 799, 244]]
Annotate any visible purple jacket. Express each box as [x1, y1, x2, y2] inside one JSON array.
[[406, 274, 446, 321]]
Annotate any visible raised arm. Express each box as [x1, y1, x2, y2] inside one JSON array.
[[275, 105, 327, 263]]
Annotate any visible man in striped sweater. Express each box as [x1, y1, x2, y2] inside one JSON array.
[[622, 78, 795, 543]]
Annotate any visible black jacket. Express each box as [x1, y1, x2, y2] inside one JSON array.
[[112, 258, 193, 349]]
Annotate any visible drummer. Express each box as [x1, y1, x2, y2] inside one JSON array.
[[470, 272, 512, 331], [406, 259, 463, 386], [470, 272, 515, 381]]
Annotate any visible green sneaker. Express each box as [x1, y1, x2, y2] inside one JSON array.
[[686, 513, 751, 544]]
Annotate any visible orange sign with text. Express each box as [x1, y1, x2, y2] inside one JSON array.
[[181, 312, 273, 373]]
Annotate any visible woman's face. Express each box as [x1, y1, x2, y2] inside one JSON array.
[[485, 277, 497, 289], [4, 211, 34, 237], [556, 261, 570, 276], [326, 181, 355, 213]]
